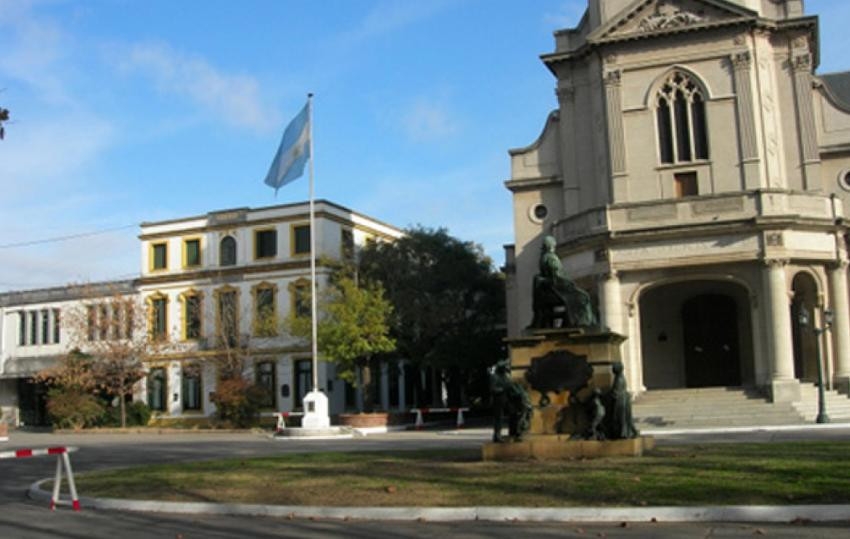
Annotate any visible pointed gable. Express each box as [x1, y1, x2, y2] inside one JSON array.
[[588, 0, 758, 44]]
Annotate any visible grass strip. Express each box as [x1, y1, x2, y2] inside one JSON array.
[[71, 442, 850, 507]]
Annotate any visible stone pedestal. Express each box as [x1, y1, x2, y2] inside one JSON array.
[[489, 328, 644, 461], [482, 435, 655, 461], [506, 329, 627, 436], [301, 390, 330, 429]]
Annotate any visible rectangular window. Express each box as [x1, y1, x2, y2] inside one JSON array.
[[341, 229, 354, 260], [29, 311, 38, 345], [255, 361, 276, 409], [151, 297, 168, 340], [184, 238, 201, 268], [41, 309, 49, 345], [293, 359, 312, 410], [184, 295, 202, 340], [52, 309, 61, 344], [345, 380, 357, 410], [87, 305, 96, 341], [293, 283, 311, 318], [254, 287, 276, 337], [217, 290, 238, 347], [151, 242, 168, 271], [255, 229, 277, 259], [182, 366, 202, 411], [674, 172, 699, 198], [111, 303, 121, 340], [292, 224, 311, 256], [147, 367, 167, 412], [18, 312, 26, 346], [125, 304, 134, 339], [99, 304, 108, 340]]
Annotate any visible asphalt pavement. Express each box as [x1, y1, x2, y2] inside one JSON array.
[[1, 426, 849, 538]]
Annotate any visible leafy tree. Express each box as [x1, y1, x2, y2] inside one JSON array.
[[358, 226, 505, 407], [287, 266, 396, 412], [37, 349, 103, 429]]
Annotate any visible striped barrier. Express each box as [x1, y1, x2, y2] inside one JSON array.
[[275, 412, 305, 433], [410, 407, 468, 430], [0, 446, 80, 511]]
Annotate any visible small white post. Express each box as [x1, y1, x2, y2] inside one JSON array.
[[50, 455, 63, 511]]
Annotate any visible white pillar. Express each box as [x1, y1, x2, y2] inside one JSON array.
[[599, 270, 624, 334], [829, 261, 850, 393], [764, 259, 800, 402]]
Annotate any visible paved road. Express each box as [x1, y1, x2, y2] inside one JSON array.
[[1, 427, 849, 538]]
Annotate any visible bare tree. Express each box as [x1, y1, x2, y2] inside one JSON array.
[[63, 286, 171, 427]]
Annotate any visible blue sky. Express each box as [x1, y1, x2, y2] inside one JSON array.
[[0, 0, 848, 291]]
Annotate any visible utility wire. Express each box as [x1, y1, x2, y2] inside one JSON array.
[[0, 223, 138, 250]]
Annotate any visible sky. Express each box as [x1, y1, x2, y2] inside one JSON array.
[[0, 0, 848, 292]]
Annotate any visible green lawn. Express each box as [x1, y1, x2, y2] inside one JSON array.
[[72, 442, 850, 507]]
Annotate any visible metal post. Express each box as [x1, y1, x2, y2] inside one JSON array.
[[307, 92, 319, 393], [815, 324, 831, 424]]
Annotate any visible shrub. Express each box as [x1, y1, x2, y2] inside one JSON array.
[[46, 387, 105, 430], [98, 400, 152, 427], [210, 377, 266, 428]]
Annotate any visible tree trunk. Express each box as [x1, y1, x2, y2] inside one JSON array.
[[119, 389, 127, 429], [361, 360, 374, 413]]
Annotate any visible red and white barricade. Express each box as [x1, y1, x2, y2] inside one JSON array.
[[275, 411, 305, 433], [0, 446, 80, 511], [410, 407, 468, 430]]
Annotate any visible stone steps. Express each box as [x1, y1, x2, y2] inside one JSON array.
[[633, 386, 806, 430], [793, 383, 850, 421]]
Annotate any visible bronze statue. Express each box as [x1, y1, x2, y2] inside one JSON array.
[[530, 235, 598, 329], [490, 358, 532, 443], [608, 361, 639, 439]]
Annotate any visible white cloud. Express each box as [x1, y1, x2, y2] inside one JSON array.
[[334, 0, 453, 47], [398, 95, 461, 143], [114, 42, 279, 132]]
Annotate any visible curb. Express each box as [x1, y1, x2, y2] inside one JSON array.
[[27, 479, 850, 523], [643, 422, 850, 436]]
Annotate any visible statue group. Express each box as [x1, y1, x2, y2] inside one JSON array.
[[530, 236, 597, 329], [573, 361, 639, 441], [489, 358, 532, 442]]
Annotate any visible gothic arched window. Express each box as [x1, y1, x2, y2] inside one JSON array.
[[656, 71, 709, 164], [220, 236, 237, 266]]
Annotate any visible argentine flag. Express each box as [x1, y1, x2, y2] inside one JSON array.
[[264, 102, 310, 194]]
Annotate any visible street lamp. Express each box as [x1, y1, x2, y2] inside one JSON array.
[[797, 307, 831, 424]]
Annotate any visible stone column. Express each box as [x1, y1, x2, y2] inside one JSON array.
[[828, 261, 850, 393], [764, 259, 800, 401], [731, 51, 761, 189], [598, 270, 623, 334], [791, 52, 821, 188]]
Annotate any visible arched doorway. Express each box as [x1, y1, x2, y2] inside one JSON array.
[[791, 272, 819, 382], [640, 279, 754, 389], [682, 295, 740, 387]]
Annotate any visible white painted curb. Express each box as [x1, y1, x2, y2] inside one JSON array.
[[28, 478, 850, 522], [643, 422, 850, 436]]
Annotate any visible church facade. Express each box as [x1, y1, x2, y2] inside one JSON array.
[[505, 0, 850, 403]]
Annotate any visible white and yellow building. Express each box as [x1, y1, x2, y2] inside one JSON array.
[[0, 200, 406, 426]]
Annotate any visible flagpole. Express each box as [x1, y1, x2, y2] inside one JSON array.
[[308, 93, 319, 393]]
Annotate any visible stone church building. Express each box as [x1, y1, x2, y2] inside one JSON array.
[[505, 0, 850, 410]]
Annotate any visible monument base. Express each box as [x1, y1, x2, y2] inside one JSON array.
[[481, 435, 655, 461]]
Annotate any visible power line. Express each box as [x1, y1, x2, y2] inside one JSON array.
[[0, 224, 138, 250]]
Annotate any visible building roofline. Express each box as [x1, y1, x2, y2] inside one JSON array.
[[0, 279, 138, 308], [139, 199, 403, 234]]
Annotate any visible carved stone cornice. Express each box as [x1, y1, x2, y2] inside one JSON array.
[[731, 51, 752, 71], [792, 53, 812, 73], [604, 69, 622, 87]]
